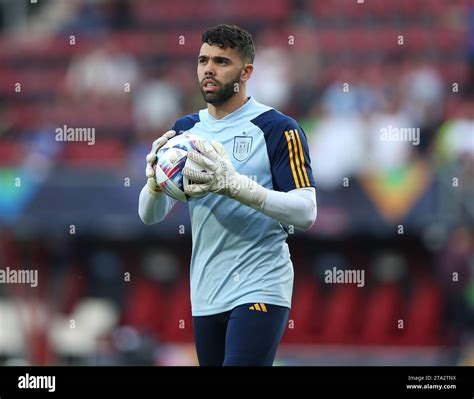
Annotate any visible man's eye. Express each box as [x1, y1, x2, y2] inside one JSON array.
[[199, 59, 206, 64]]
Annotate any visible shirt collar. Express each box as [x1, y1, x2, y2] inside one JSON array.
[[205, 97, 254, 122]]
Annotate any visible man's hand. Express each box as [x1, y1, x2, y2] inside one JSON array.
[[182, 140, 267, 209], [145, 130, 176, 195]]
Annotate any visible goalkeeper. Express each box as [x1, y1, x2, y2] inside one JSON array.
[[139, 24, 317, 366]]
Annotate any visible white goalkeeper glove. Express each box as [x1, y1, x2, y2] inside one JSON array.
[[145, 130, 176, 196], [182, 140, 267, 209]]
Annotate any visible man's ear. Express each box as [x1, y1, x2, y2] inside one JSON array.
[[240, 63, 253, 83]]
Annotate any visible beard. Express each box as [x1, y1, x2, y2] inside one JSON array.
[[200, 71, 241, 105]]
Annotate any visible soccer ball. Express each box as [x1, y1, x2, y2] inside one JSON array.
[[153, 132, 208, 202]]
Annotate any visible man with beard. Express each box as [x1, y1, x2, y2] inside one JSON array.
[[139, 24, 317, 366]]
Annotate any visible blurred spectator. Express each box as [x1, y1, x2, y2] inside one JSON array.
[[308, 114, 366, 189], [65, 38, 140, 100], [60, 0, 129, 36], [371, 251, 408, 285], [400, 60, 444, 124], [61, 0, 109, 36], [433, 96, 474, 221], [23, 0, 80, 36], [400, 59, 444, 151], [87, 249, 124, 307], [141, 249, 179, 287], [247, 47, 291, 110], [132, 65, 182, 134], [365, 96, 416, 173], [311, 251, 351, 292], [104, 0, 134, 30], [320, 79, 360, 117], [466, 4, 474, 95], [437, 226, 474, 343], [433, 98, 474, 166]]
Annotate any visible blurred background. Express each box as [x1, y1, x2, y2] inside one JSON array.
[[0, 0, 473, 366]]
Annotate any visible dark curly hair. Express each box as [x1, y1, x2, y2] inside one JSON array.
[[201, 24, 255, 64]]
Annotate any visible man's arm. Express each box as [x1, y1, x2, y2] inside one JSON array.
[[260, 187, 316, 231], [138, 129, 177, 225], [138, 185, 177, 225]]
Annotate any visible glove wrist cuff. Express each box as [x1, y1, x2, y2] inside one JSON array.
[[232, 174, 267, 210]]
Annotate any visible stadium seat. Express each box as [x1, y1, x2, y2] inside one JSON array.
[[55, 266, 88, 315], [398, 280, 442, 346], [309, 0, 340, 19], [359, 283, 404, 345], [6, 105, 40, 130], [0, 68, 64, 96], [316, 285, 364, 345], [122, 277, 168, 341], [283, 275, 322, 343], [0, 141, 23, 166], [439, 60, 470, 84], [160, 277, 194, 343], [42, 103, 133, 132], [60, 139, 126, 168], [134, 0, 290, 23]]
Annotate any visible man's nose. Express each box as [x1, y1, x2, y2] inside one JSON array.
[[204, 62, 215, 76]]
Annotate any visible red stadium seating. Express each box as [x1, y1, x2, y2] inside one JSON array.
[[134, 0, 291, 22], [0, 141, 23, 166], [160, 277, 194, 342], [359, 283, 404, 345], [122, 277, 168, 341], [398, 280, 443, 346], [60, 139, 126, 168], [283, 276, 323, 343], [0, 67, 65, 95], [315, 285, 364, 345]]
